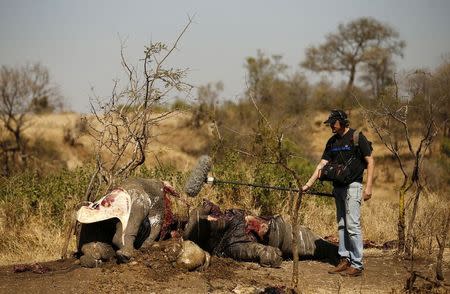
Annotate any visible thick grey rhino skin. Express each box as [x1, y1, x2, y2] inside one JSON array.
[[113, 178, 165, 262], [182, 205, 337, 266], [77, 178, 165, 263], [160, 239, 211, 271], [183, 206, 283, 268], [79, 242, 116, 268], [266, 215, 339, 262]]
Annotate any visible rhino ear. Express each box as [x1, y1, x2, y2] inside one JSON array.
[[76, 190, 132, 246]]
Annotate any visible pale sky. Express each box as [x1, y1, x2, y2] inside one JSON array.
[[1, 0, 449, 112]]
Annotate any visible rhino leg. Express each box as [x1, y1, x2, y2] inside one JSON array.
[[293, 226, 338, 261], [182, 206, 214, 251], [140, 217, 162, 248], [267, 216, 338, 262], [226, 242, 283, 268], [77, 219, 118, 255], [124, 178, 165, 248], [115, 197, 148, 262], [177, 240, 210, 271]]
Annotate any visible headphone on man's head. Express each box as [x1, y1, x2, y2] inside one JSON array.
[[331, 109, 349, 127]]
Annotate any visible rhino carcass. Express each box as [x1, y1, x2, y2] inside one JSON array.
[[76, 178, 178, 263]]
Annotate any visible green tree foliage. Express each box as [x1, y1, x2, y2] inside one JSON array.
[[301, 17, 405, 104], [429, 59, 450, 137], [360, 50, 396, 97], [216, 50, 311, 153], [192, 81, 223, 128], [309, 78, 341, 111], [245, 50, 288, 104], [211, 51, 316, 202], [245, 50, 310, 115]]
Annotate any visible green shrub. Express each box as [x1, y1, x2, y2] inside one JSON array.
[[209, 149, 333, 215], [210, 151, 253, 206], [0, 166, 94, 227], [0, 148, 333, 231]]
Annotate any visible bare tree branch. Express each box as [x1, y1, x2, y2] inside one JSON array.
[[357, 70, 438, 255], [85, 18, 193, 198]]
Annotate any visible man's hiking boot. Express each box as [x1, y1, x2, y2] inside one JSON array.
[[340, 266, 363, 277], [328, 258, 350, 274]]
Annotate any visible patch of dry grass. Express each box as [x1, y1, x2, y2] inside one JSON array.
[[0, 213, 76, 265], [411, 190, 450, 253], [361, 198, 397, 242], [20, 112, 209, 172]]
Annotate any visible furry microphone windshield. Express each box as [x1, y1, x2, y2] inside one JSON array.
[[184, 155, 212, 197]]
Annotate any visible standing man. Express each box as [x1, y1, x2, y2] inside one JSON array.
[[302, 109, 374, 277]]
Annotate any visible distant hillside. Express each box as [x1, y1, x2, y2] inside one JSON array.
[[23, 111, 213, 173]]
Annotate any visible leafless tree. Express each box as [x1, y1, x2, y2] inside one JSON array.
[[61, 19, 194, 259], [0, 63, 60, 175], [83, 19, 193, 201], [359, 71, 439, 255]]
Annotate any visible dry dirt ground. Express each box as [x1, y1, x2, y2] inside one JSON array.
[[1, 247, 448, 294]]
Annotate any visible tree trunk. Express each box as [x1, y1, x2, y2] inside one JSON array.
[[290, 191, 303, 293], [405, 184, 422, 257], [398, 188, 406, 252], [347, 65, 356, 90], [343, 65, 356, 109], [1, 150, 10, 176]]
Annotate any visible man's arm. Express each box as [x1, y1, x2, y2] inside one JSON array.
[[363, 155, 374, 201], [302, 159, 329, 191]]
